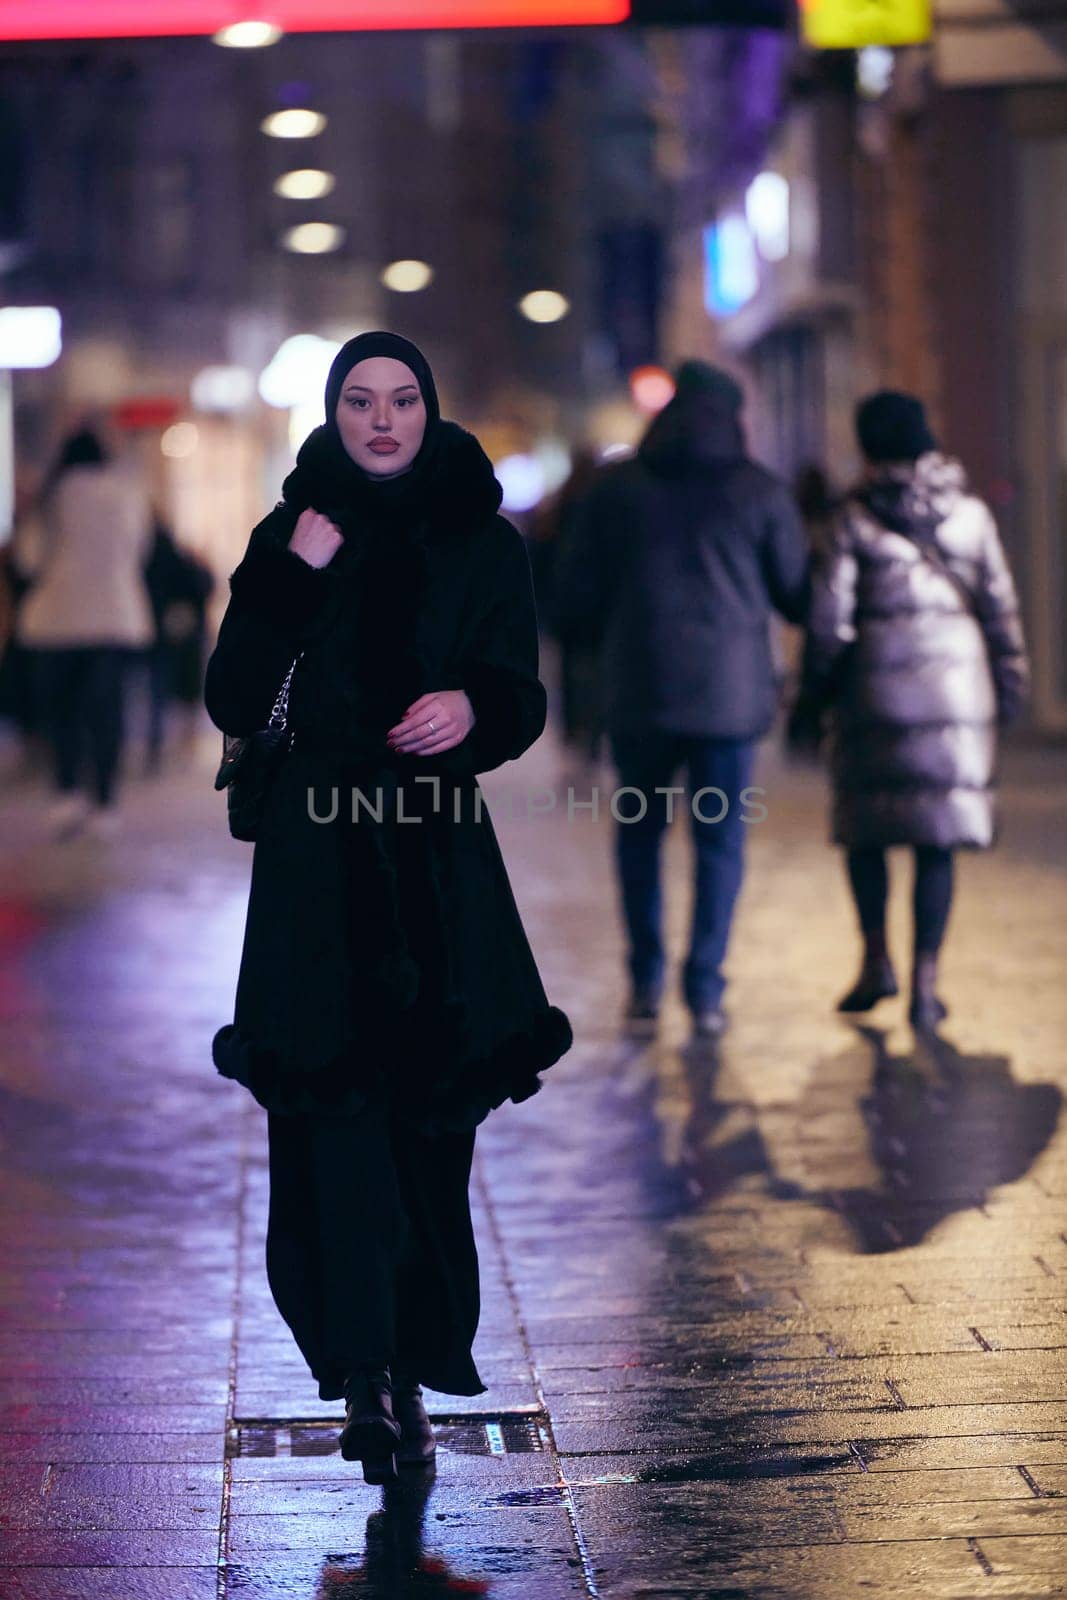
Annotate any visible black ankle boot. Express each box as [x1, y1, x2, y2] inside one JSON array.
[[837, 945, 898, 1013], [909, 951, 948, 1032], [391, 1371, 436, 1467], [339, 1367, 401, 1484]]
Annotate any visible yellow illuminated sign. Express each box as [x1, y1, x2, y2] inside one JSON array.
[[800, 0, 932, 49]]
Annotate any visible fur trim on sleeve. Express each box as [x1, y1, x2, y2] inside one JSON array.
[[229, 544, 331, 633]]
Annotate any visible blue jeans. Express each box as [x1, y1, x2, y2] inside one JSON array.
[[611, 732, 756, 1011]]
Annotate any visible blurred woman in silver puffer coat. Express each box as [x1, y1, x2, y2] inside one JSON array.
[[795, 392, 1029, 1030]]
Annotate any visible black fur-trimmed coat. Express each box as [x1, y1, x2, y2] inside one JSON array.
[[204, 424, 571, 1129]]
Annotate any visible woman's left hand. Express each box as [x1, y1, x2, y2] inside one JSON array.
[[387, 690, 475, 756]]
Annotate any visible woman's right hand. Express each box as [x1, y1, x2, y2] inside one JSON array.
[[288, 509, 343, 570]]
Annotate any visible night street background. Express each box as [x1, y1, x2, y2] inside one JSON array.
[[0, 707, 1064, 1597], [4, 2, 1067, 1594]]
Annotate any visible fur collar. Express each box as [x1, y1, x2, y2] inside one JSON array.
[[281, 419, 503, 542]]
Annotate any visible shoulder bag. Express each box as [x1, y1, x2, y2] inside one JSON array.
[[213, 654, 300, 841]]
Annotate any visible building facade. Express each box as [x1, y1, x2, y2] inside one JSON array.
[[671, 6, 1067, 732]]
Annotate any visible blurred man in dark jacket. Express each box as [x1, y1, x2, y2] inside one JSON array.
[[558, 362, 809, 1036]]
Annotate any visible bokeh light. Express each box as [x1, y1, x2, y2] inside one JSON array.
[[518, 290, 570, 324], [380, 259, 435, 293], [496, 453, 547, 512], [261, 108, 327, 139], [212, 21, 282, 47], [274, 169, 336, 200], [281, 222, 346, 254], [160, 421, 198, 459], [629, 365, 675, 415]]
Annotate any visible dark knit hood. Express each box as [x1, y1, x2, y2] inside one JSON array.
[[324, 330, 441, 433], [281, 328, 501, 542], [639, 385, 746, 477]]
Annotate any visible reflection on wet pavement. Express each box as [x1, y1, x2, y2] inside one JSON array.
[[0, 731, 1065, 1598]]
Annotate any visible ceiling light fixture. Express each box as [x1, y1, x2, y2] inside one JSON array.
[[518, 289, 570, 324], [213, 20, 282, 47], [261, 108, 327, 139], [281, 221, 345, 254], [380, 259, 435, 293], [274, 168, 336, 200]]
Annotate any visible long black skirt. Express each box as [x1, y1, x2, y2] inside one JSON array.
[[265, 1090, 486, 1400]]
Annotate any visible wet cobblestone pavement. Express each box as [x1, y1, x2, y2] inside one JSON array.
[[0, 716, 1065, 1598]]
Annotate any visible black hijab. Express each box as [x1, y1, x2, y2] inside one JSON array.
[[324, 330, 441, 437], [279, 329, 501, 541]]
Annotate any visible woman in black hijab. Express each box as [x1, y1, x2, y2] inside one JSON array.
[[205, 332, 571, 1482]]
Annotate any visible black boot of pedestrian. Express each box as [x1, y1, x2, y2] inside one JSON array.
[[909, 951, 948, 1032], [339, 1367, 401, 1484], [391, 1370, 437, 1467], [837, 939, 899, 1013], [624, 985, 660, 1034]]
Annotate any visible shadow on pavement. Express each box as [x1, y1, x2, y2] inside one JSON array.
[[605, 1023, 1062, 1256], [594, 1032, 794, 1216], [809, 1025, 1063, 1254], [672, 1037, 804, 1210]]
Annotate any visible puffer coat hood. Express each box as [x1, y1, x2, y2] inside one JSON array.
[[638, 391, 746, 476], [806, 453, 1029, 850]]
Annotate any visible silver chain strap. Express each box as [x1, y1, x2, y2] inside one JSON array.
[[267, 651, 302, 737]]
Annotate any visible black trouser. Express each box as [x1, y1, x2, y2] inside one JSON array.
[[846, 846, 955, 956], [31, 646, 128, 807], [265, 1091, 484, 1401]]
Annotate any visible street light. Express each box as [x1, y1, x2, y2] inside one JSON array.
[[518, 290, 570, 324], [0, 306, 62, 541], [261, 109, 327, 139]]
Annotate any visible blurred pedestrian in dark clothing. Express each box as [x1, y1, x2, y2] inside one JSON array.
[[781, 464, 840, 709], [558, 361, 809, 1037], [0, 469, 50, 752], [532, 447, 604, 765], [142, 515, 214, 772], [15, 428, 154, 836], [791, 391, 1029, 1030], [794, 462, 837, 556], [0, 543, 33, 734]]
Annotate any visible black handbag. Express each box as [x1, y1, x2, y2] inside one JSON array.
[[213, 654, 300, 841]]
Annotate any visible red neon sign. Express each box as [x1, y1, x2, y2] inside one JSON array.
[[0, 0, 630, 39]]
